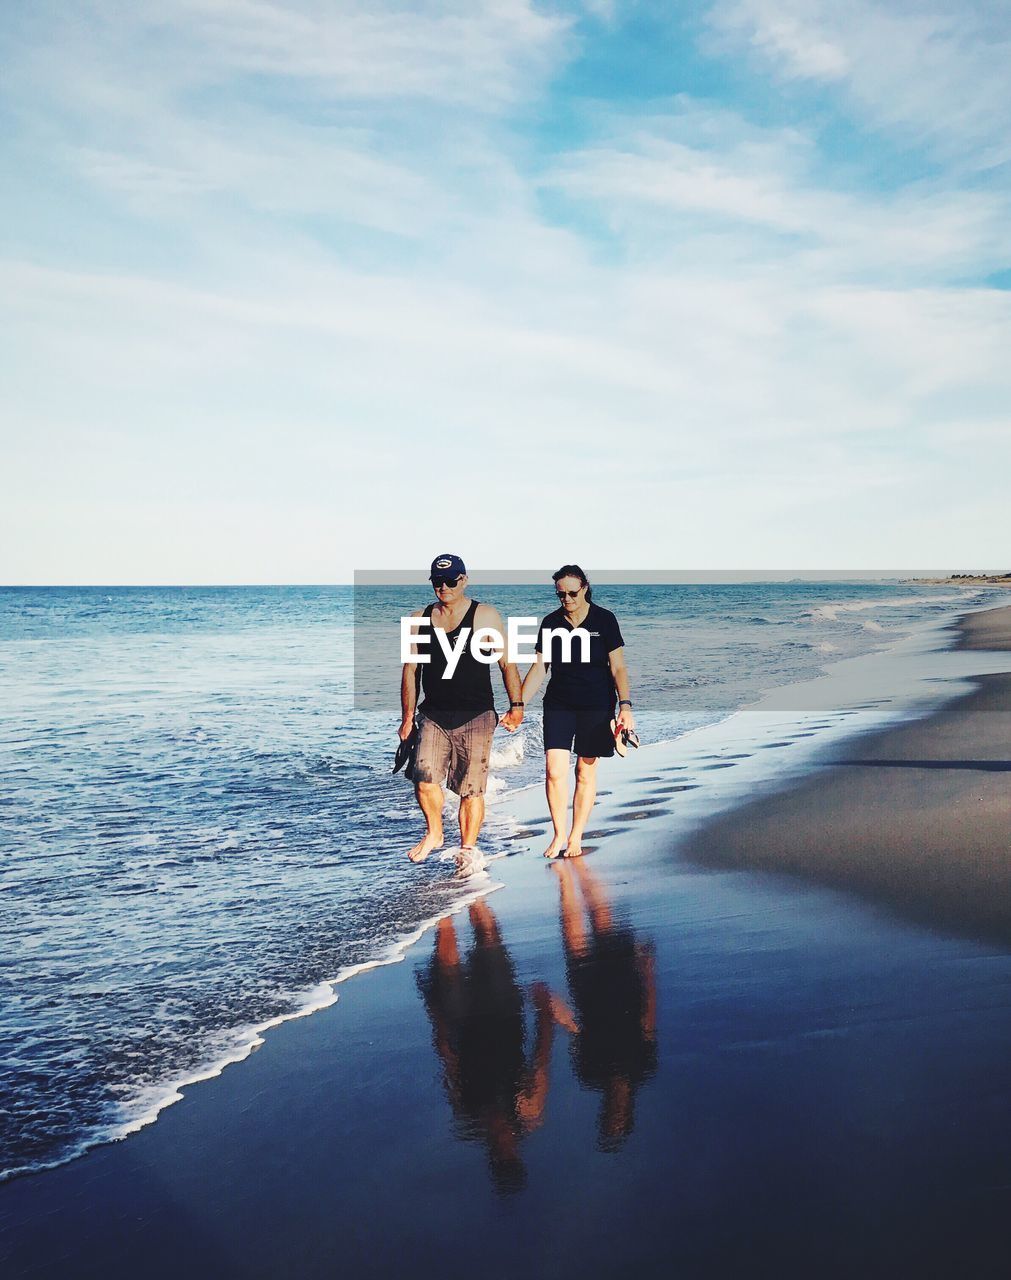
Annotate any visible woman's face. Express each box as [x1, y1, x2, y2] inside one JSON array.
[[555, 576, 586, 615]]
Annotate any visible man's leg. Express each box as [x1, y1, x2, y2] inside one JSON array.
[[459, 795, 485, 849], [449, 711, 496, 854], [565, 755, 598, 857], [407, 718, 449, 862], [544, 749, 570, 859], [409, 780, 445, 862]]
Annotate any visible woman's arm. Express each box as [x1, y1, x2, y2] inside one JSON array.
[[520, 653, 549, 705], [608, 646, 636, 732]]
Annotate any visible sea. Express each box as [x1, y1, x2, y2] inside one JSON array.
[[0, 579, 1002, 1182]]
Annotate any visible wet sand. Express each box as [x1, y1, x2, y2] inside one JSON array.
[[954, 602, 1011, 650], [687, 605, 1011, 945], [2, 609, 1010, 1279]]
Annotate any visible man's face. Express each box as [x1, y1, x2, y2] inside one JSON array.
[[431, 572, 467, 606]]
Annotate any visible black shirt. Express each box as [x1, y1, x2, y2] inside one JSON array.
[[535, 602, 624, 710], [418, 599, 496, 730]]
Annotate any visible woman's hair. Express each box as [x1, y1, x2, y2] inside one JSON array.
[[552, 564, 592, 602]]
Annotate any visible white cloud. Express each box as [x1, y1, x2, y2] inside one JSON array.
[[2, 2, 1010, 580], [706, 0, 1011, 164], [548, 120, 1007, 283], [41, 0, 572, 108]]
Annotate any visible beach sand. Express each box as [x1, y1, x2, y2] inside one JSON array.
[[2, 608, 1010, 1279], [687, 606, 1011, 946]]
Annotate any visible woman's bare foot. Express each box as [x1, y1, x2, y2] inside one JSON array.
[[407, 830, 444, 863], [543, 833, 566, 859], [563, 836, 585, 858]]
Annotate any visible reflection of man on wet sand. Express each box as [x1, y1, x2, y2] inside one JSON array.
[[556, 859, 657, 1150], [417, 900, 576, 1193]]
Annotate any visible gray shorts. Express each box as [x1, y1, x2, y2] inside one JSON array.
[[413, 710, 498, 798]]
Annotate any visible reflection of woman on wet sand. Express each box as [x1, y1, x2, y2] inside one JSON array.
[[556, 859, 657, 1150], [416, 900, 576, 1193]]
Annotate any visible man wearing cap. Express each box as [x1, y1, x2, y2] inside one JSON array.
[[400, 555, 524, 864]]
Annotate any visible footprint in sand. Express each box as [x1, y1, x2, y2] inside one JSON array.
[[583, 828, 628, 839], [701, 762, 736, 770], [622, 809, 671, 821]]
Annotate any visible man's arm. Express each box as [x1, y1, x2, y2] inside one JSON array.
[[499, 655, 523, 730], [400, 607, 425, 740], [476, 604, 523, 731]]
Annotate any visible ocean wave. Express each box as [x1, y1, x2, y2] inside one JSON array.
[[0, 882, 503, 1185], [805, 591, 982, 623]]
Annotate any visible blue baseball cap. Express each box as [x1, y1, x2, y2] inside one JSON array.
[[429, 553, 466, 580]]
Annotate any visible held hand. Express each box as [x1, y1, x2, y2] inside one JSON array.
[[398, 718, 414, 741], [500, 708, 524, 732], [616, 705, 636, 733]]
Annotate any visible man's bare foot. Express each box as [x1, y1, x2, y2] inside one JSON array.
[[563, 838, 585, 858], [543, 833, 566, 859], [456, 845, 483, 873], [407, 830, 444, 863]]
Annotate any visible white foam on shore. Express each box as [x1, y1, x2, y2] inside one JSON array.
[[1, 878, 503, 1185], [806, 591, 983, 622]]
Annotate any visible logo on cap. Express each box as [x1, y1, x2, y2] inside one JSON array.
[[435, 558, 452, 569]]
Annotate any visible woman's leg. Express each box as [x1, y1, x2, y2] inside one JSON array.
[[544, 748, 571, 858], [565, 755, 598, 857]]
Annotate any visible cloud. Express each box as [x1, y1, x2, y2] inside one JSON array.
[[547, 112, 1008, 283], [15, 0, 572, 110], [2, 1, 1010, 579], [706, 0, 1011, 165]]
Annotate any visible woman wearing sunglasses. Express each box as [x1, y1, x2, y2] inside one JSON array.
[[519, 565, 637, 859]]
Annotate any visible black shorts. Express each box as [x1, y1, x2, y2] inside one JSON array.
[[543, 702, 615, 759]]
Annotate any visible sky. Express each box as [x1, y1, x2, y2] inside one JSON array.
[[2, 0, 1009, 583]]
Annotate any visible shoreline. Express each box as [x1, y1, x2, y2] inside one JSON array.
[[685, 605, 1011, 946], [3, 594, 1010, 1188], [2, 603, 1010, 1278], [685, 665, 1011, 947]]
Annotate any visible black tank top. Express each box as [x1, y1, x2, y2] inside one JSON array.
[[419, 599, 496, 730]]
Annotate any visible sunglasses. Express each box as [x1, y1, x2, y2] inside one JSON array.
[[555, 588, 583, 600], [432, 575, 463, 589]]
